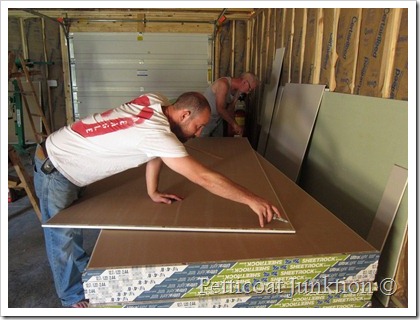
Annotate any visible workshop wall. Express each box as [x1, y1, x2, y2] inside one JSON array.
[[242, 8, 408, 148], [7, 7, 410, 308], [8, 8, 408, 137], [8, 17, 66, 131], [242, 8, 409, 308]]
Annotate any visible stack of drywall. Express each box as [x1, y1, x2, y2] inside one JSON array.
[[48, 138, 379, 308], [82, 247, 378, 307]]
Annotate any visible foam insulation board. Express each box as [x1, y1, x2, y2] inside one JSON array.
[[265, 83, 325, 182], [43, 138, 294, 233], [83, 152, 378, 307]]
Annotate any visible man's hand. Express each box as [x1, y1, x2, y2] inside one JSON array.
[[148, 191, 183, 204], [247, 196, 283, 228], [232, 122, 244, 136], [146, 158, 183, 204]]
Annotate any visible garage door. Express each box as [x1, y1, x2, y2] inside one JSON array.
[[70, 32, 211, 119]]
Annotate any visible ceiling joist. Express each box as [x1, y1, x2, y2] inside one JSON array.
[[8, 8, 256, 22]]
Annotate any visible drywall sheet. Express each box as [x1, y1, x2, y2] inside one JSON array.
[[264, 83, 325, 182], [257, 48, 285, 156], [83, 153, 378, 306], [374, 192, 407, 308], [299, 91, 408, 237], [367, 164, 408, 252], [44, 138, 293, 233], [87, 280, 374, 308], [298, 92, 408, 307], [84, 250, 377, 305]]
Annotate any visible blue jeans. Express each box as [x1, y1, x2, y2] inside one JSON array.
[[33, 154, 89, 307]]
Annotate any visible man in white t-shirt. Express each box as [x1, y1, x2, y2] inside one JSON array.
[[34, 91, 282, 308]]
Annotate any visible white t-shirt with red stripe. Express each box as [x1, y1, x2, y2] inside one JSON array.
[[46, 93, 188, 187]]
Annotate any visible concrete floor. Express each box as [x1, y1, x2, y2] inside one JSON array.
[[8, 196, 100, 308], [7, 146, 100, 308]]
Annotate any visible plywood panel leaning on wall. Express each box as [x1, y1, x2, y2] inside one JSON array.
[[301, 8, 323, 84], [290, 9, 307, 84], [389, 8, 408, 100], [319, 8, 340, 91], [354, 8, 401, 97], [335, 8, 362, 94]]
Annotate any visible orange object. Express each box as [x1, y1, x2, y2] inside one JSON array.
[[227, 108, 246, 137]]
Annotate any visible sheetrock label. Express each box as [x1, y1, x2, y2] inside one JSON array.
[[83, 252, 379, 304], [90, 290, 373, 308]]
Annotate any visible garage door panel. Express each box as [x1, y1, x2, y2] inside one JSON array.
[[73, 35, 208, 55], [75, 69, 207, 85], [71, 32, 211, 119], [73, 32, 207, 42], [75, 57, 207, 69]]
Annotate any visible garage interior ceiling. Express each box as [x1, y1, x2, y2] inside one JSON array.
[[8, 8, 257, 22]]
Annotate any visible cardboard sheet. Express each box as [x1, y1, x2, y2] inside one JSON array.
[[44, 138, 294, 233], [265, 83, 325, 182]]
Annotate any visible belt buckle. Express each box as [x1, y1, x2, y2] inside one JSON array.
[[41, 158, 56, 174]]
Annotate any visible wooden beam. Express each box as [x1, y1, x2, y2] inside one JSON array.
[[60, 27, 73, 125], [381, 8, 403, 98], [8, 145, 42, 221], [8, 9, 254, 22]]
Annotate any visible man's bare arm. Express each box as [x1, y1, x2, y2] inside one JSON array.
[[213, 80, 242, 135], [161, 155, 282, 227], [146, 158, 183, 204]]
